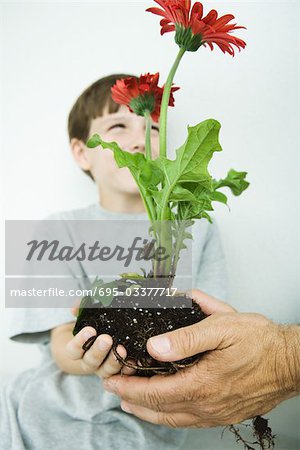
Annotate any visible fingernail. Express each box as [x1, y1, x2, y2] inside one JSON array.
[[82, 329, 96, 341], [121, 402, 132, 414], [149, 336, 171, 355]]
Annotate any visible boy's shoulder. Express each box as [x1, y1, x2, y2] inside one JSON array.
[[44, 203, 99, 221]]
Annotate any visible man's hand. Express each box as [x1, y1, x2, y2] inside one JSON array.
[[101, 290, 299, 428]]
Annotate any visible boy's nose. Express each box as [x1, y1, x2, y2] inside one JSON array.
[[128, 136, 145, 154], [131, 143, 145, 154]]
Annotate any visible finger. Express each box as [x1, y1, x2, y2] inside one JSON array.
[[147, 313, 231, 361], [81, 334, 113, 371], [187, 289, 236, 314], [120, 401, 198, 428], [66, 326, 97, 360], [103, 372, 188, 407], [97, 345, 127, 379], [121, 359, 137, 376]]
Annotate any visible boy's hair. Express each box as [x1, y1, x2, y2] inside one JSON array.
[[68, 73, 137, 180]]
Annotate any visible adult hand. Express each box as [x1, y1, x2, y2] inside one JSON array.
[[102, 289, 299, 427]]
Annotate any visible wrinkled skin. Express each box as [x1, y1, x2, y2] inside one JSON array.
[[102, 289, 297, 428]]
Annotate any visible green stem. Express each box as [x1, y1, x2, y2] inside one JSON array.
[[153, 220, 173, 280], [129, 170, 156, 222], [171, 220, 188, 278], [144, 110, 152, 160], [159, 47, 186, 158]]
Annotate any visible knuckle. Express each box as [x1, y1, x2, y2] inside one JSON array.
[[98, 362, 120, 379], [203, 403, 218, 418], [178, 327, 198, 356], [95, 367, 107, 379], [65, 342, 75, 358], [222, 303, 237, 313], [144, 389, 163, 410], [83, 353, 98, 370], [250, 312, 269, 326], [192, 375, 216, 401], [80, 360, 92, 373], [162, 414, 179, 428], [182, 388, 199, 404], [99, 371, 110, 380]]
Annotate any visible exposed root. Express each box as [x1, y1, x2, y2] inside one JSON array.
[[222, 424, 257, 450], [112, 344, 199, 374], [222, 416, 275, 450]]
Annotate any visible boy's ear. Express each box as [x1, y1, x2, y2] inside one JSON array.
[[70, 138, 92, 171]]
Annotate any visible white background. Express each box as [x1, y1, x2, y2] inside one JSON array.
[[0, 0, 299, 384]]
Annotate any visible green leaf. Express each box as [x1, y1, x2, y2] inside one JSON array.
[[213, 169, 250, 196], [173, 119, 222, 185], [86, 134, 103, 148], [92, 279, 130, 307], [77, 295, 93, 320], [138, 161, 164, 187], [87, 134, 150, 174], [169, 185, 199, 202], [92, 277, 104, 288], [210, 190, 228, 205], [152, 119, 222, 218]]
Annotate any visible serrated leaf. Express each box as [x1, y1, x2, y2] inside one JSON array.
[[213, 169, 250, 196], [151, 119, 222, 218]]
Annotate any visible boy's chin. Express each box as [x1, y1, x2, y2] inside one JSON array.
[[118, 178, 140, 195], [123, 185, 140, 195]]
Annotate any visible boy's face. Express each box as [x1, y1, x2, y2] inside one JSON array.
[[86, 104, 160, 196]]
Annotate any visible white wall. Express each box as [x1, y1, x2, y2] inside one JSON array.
[[0, 1, 299, 377]]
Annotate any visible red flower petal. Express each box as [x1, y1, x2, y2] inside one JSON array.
[[147, 0, 246, 56], [111, 73, 179, 120], [145, 7, 168, 18]]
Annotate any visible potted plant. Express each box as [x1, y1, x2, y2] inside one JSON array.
[[73, 0, 249, 376]]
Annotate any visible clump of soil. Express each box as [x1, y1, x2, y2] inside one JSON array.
[[73, 285, 207, 376]]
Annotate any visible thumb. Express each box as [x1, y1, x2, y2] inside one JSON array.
[[188, 289, 236, 315], [147, 313, 228, 362]]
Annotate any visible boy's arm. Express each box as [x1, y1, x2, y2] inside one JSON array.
[[50, 322, 134, 377]]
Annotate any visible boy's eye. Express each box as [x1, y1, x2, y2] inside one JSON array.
[[107, 123, 159, 132], [108, 123, 125, 130]]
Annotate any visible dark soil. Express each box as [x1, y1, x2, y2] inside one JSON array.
[[73, 288, 207, 376]]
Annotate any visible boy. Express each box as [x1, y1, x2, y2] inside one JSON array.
[[1, 74, 227, 450]]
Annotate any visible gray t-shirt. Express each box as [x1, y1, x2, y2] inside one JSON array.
[[1, 202, 227, 450]]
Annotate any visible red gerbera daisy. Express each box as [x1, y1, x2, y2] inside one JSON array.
[[111, 73, 179, 122], [146, 0, 246, 56]]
